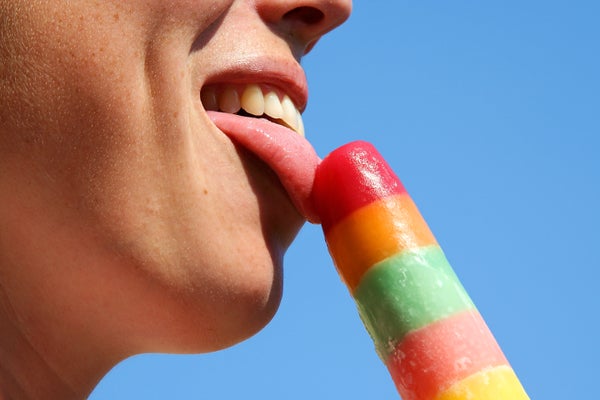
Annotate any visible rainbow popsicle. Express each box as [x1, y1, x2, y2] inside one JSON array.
[[312, 141, 529, 400]]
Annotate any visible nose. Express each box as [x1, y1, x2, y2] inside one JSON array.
[[256, 0, 352, 56]]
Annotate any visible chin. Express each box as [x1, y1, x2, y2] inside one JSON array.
[[146, 172, 302, 353], [199, 203, 301, 351], [204, 172, 302, 350], [160, 242, 286, 354]]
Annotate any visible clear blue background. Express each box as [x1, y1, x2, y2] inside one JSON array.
[[90, 2, 599, 399]]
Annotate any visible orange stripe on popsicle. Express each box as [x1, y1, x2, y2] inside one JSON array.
[[325, 193, 437, 291], [387, 310, 508, 400]]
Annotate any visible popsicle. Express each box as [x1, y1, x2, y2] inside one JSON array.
[[311, 141, 529, 400]]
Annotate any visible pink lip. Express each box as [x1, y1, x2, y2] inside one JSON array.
[[207, 111, 321, 223], [201, 58, 309, 112]]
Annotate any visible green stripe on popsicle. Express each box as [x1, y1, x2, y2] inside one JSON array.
[[354, 245, 475, 360]]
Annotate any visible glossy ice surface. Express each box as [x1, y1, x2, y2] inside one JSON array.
[[312, 141, 529, 400]]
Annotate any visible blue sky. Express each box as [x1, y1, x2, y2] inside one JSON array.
[[90, 2, 599, 399]]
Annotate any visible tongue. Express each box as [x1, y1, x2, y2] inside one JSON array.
[[207, 111, 321, 223]]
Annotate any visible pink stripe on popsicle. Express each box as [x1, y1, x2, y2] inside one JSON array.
[[387, 310, 508, 400]]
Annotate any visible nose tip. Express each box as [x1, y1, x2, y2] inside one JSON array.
[[258, 0, 352, 56]]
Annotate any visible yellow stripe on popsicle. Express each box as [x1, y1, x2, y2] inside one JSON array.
[[325, 193, 437, 292], [434, 365, 529, 400]]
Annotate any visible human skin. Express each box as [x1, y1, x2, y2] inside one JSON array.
[[0, 0, 351, 398]]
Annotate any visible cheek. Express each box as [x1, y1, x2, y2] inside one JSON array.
[[0, 4, 152, 181], [1, 0, 299, 352]]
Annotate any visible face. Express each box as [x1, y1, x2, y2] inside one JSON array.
[[0, 0, 350, 358]]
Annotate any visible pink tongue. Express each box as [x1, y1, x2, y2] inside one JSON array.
[[207, 111, 321, 223]]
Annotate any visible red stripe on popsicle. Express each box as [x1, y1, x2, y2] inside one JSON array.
[[312, 141, 406, 233], [387, 309, 508, 400]]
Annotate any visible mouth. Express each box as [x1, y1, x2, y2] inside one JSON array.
[[201, 81, 320, 223], [201, 83, 305, 137]]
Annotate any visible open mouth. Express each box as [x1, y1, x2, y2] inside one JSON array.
[[201, 83, 305, 137]]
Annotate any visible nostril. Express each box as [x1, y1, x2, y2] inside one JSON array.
[[283, 6, 324, 26]]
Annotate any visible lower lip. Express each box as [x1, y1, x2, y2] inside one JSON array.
[[206, 111, 321, 223]]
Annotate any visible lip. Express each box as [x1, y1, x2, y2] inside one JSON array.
[[201, 57, 309, 112], [207, 111, 320, 223]]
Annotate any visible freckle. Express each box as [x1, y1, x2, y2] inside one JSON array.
[[172, 111, 179, 118], [113, 13, 120, 21], [203, 189, 208, 195]]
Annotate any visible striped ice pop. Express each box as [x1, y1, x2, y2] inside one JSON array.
[[312, 141, 529, 400]]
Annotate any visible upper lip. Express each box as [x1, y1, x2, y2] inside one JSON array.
[[200, 56, 308, 113]]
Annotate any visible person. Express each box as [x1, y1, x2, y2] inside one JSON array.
[[0, 0, 351, 398]]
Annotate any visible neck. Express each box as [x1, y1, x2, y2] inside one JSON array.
[[0, 290, 80, 400], [0, 163, 125, 400], [0, 263, 116, 400], [0, 287, 102, 400]]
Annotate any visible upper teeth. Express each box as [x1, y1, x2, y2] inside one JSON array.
[[201, 84, 305, 137]]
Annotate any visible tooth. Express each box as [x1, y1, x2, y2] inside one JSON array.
[[219, 86, 241, 113], [240, 84, 264, 116], [296, 111, 305, 137], [201, 88, 219, 111], [281, 95, 299, 131], [263, 91, 284, 119]]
